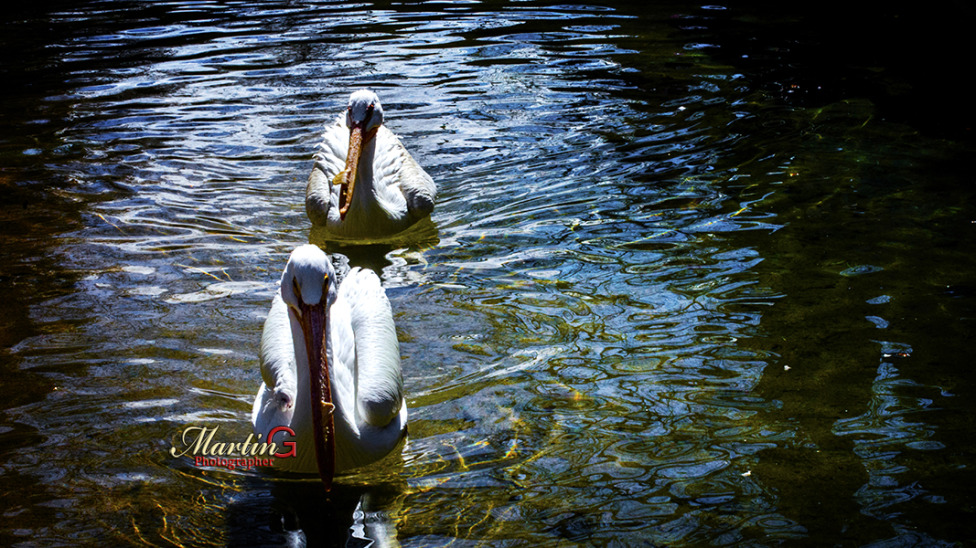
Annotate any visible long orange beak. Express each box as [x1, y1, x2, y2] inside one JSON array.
[[298, 298, 335, 491], [337, 123, 378, 220]]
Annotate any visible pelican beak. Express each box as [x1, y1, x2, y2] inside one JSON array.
[[337, 120, 378, 220], [298, 299, 336, 491]]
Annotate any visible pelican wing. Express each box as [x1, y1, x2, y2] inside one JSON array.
[[252, 293, 297, 435], [333, 267, 404, 429], [373, 128, 436, 222], [305, 116, 347, 227]]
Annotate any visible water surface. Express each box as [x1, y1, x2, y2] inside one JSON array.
[[2, 1, 975, 546]]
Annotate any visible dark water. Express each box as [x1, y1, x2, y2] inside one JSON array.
[[2, 1, 975, 546]]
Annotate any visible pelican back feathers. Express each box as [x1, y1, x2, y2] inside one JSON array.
[[331, 267, 403, 428]]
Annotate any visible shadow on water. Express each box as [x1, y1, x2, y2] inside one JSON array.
[[661, 4, 976, 541], [730, 136, 976, 543], [226, 478, 406, 547], [308, 219, 440, 285], [745, 272, 896, 543], [310, 220, 439, 272], [698, 0, 976, 141], [0, 8, 115, 540]]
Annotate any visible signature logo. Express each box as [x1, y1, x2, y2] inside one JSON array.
[[170, 425, 295, 470]]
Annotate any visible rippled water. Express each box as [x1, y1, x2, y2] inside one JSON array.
[[2, 1, 975, 546]]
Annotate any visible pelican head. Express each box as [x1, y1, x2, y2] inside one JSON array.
[[280, 244, 336, 310], [336, 89, 384, 220], [280, 244, 339, 489], [346, 89, 384, 133]]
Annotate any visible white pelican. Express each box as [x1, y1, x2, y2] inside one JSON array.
[[252, 244, 408, 490], [305, 89, 436, 240]]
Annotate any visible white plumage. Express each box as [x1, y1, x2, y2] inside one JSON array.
[[252, 244, 407, 488], [306, 89, 436, 240]]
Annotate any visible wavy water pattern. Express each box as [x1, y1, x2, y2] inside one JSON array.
[[1, 1, 973, 546]]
